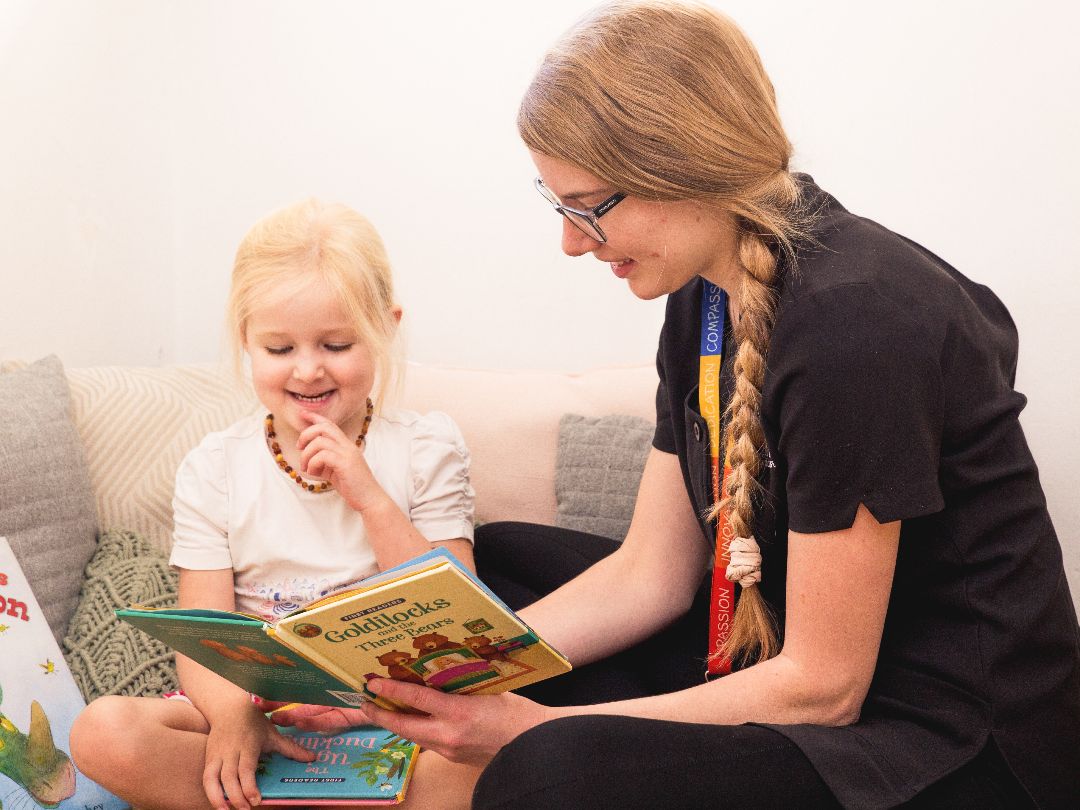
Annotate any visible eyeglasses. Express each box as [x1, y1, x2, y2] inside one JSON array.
[[534, 177, 626, 243]]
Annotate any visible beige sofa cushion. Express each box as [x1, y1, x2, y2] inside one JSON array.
[[402, 363, 657, 530], [61, 362, 658, 553], [66, 364, 259, 553]]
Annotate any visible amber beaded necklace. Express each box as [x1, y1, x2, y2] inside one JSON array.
[[264, 397, 374, 493]]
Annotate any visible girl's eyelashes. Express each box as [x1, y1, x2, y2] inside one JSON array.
[[262, 343, 353, 355]]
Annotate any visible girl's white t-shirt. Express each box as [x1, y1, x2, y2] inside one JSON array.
[[169, 409, 475, 621]]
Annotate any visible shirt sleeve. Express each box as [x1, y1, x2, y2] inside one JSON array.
[[169, 435, 234, 570], [407, 412, 476, 543], [766, 283, 945, 533]]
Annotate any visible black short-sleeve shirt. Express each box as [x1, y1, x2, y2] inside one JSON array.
[[653, 177, 1080, 808]]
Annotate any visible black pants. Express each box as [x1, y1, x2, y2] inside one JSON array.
[[472, 522, 1034, 810]]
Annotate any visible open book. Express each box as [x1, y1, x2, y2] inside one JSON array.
[[118, 548, 571, 711]]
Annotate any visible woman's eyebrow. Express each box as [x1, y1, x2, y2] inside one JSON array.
[[561, 186, 611, 203]]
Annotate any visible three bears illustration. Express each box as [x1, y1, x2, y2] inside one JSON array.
[[375, 632, 511, 683]]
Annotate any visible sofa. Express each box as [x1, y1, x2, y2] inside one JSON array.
[[0, 355, 657, 702]]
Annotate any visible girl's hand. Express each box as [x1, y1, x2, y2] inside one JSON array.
[[356, 678, 555, 768], [296, 411, 385, 512], [201, 706, 315, 810]]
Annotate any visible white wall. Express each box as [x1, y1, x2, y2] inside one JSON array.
[[2, 1, 1078, 592]]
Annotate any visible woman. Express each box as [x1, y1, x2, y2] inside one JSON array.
[[274, 2, 1080, 807]]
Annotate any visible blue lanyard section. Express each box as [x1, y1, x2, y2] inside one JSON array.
[[700, 280, 726, 357]]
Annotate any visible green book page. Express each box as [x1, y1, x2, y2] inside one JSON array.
[[117, 610, 369, 708]]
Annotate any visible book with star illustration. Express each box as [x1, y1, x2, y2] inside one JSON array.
[[0, 536, 125, 810], [117, 548, 571, 713], [250, 725, 418, 805]]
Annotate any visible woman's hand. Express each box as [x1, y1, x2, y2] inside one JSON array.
[[256, 699, 366, 736], [356, 678, 555, 767], [296, 411, 386, 512], [201, 705, 315, 810]]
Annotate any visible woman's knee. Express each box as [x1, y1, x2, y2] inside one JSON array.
[[473, 717, 606, 809]]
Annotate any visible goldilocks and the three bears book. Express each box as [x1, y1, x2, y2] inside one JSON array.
[[118, 548, 571, 712]]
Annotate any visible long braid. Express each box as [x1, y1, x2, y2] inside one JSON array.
[[709, 229, 782, 664]]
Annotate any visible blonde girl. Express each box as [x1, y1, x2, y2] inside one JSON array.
[[71, 199, 476, 810]]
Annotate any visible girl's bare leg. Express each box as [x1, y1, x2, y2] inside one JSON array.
[[71, 695, 217, 810]]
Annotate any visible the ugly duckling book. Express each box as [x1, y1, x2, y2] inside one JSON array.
[[117, 548, 571, 713], [253, 725, 418, 805]]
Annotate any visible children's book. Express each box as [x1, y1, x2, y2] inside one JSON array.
[[118, 548, 571, 712], [0, 536, 126, 810], [253, 725, 418, 805]]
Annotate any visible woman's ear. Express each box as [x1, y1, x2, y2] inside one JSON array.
[[391, 305, 403, 325]]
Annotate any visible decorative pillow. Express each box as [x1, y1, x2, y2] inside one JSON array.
[[554, 413, 653, 541], [63, 529, 179, 702], [65, 363, 259, 554], [0, 355, 98, 643]]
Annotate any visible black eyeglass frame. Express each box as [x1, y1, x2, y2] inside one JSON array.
[[534, 177, 626, 243]]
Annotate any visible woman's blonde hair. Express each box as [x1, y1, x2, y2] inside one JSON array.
[[227, 198, 402, 413], [519, 0, 808, 665]]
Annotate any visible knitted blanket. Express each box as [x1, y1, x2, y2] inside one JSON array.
[[63, 529, 179, 702]]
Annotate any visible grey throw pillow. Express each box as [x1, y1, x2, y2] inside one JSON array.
[[0, 355, 98, 643], [63, 529, 178, 702], [554, 413, 653, 541]]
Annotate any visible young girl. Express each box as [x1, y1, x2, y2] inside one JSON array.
[[71, 198, 476, 810]]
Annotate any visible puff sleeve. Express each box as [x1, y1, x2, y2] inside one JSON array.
[[169, 435, 234, 570], [407, 411, 476, 543]]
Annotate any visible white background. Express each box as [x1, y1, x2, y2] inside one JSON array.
[[2, 1, 1078, 592]]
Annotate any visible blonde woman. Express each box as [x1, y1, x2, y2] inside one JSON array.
[[274, 4, 1080, 808]]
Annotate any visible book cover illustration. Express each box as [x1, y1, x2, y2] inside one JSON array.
[[0, 537, 125, 810], [118, 549, 570, 711], [253, 726, 417, 805]]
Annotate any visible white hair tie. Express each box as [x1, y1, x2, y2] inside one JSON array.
[[725, 536, 762, 588]]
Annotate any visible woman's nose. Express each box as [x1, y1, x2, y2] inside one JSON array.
[[561, 217, 600, 257]]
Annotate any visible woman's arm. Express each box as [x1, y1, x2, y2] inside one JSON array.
[[353, 477, 898, 766], [568, 501, 899, 726], [517, 447, 712, 665]]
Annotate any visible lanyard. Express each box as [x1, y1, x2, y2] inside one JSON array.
[[700, 280, 735, 677]]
